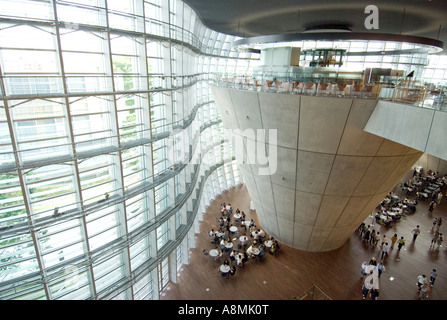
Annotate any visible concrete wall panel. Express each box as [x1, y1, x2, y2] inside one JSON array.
[[296, 150, 335, 194], [314, 195, 350, 228], [293, 222, 313, 248], [269, 146, 297, 189], [354, 156, 403, 196], [324, 155, 373, 197], [258, 207, 279, 239], [298, 96, 352, 154], [258, 92, 300, 149], [338, 98, 383, 156], [272, 184, 295, 221], [294, 190, 322, 226], [336, 196, 372, 228], [276, 216, 294, 244], [228, 89, 263, 131], [210, 86, 239, 129], [376, 139, 411, 156], [308, 226, 332, 251], [253, 176, 275, 212]]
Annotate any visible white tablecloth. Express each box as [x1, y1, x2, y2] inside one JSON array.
[[220, 265, 230, 273]]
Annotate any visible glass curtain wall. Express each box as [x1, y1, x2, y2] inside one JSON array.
[[0, 0, 254, 300]]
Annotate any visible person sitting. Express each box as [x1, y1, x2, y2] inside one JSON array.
[[374, 212, 381, 222], [246, 243, 258, 258], [258, 229, 266, 239], [216, 229, 225, 238], [229, 250, 236, 262], [220, 238, 226, 250], [236, 252, 244, 266], [257, 245, 265, 261], [229, 266, 236, 276], [269, 242, 278, 255], [211, 234, 219, 244]]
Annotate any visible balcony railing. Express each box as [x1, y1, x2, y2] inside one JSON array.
[[214, 74, 447, 112]]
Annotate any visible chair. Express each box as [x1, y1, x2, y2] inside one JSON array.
[[274, 80, 282, 92], [363, 84, 373, 97], [335, 83, 347, 96], [291, 81, 301, 94], [317, 82, 331, 95], [303, 81, 315, 95], [264, 80, 274, 92], [352, 83, 363, 97]]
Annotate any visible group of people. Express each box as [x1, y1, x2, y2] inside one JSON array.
[[360, 257, 384, 300], [429, 217, 444, 249], [373, 191, 418, 227], [358, 223, 407, 253], [357, 167, 447, 300], [208, 202, 281, 278], [404, 168, 447, 204], [416, 269, 438, 300]]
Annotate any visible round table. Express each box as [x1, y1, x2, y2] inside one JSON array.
[[225, 242, 234, 250], [264, 240, 272, 247], [229, 226, 238, 233], [239, 236, 248, 242], [233, 214, 241, 220], [252, 248, 260, 255], [209, 249, 218, 257], [220, 264, 230, 273]]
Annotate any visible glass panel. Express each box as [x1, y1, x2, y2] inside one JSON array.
[[0, 0, 53, 20], [93, 253, 125, 293], [0, 233, 39, 282], [56, 1, 106, 27], [0, 172, 26, 227]]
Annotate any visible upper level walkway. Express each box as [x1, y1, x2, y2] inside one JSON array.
[[214, 76, 447, 162], [215, 76, 447, 112]]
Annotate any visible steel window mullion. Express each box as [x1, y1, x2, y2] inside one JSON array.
[[104, 3, 134, 299], [52, 0, 98, 300]]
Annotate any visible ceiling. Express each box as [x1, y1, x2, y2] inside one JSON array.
[[183, 0, 447, 52]]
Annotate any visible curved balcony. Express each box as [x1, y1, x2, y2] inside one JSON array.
[[214, 73, 447, 112]]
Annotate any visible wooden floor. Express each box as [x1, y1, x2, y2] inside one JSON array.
[[160, 176, 447, 301]]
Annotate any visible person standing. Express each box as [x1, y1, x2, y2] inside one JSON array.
[[428, 200, 436, 213], [437, 191, 443, 205], [430, 269, 437, 287], [397, 236, 406, 250], [370, 288, 379, 300], [377, 262, 386, 278], [412, 225, 421, 241], [380, 234, 387, 248], [390, 233, 398, 249], [432, 218, 438, 232], [419, 283, 430, 300], [417, 274, 427, 292], [380, 242, 389, 261], [430, 231, 439, 248], [361, 261, 368, 278], [436, 233, 444, 248], [362, 276, 372, 300]]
